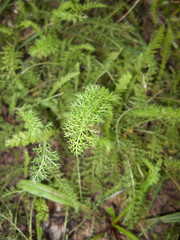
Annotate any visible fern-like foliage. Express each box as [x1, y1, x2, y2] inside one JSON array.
[[130, 104, 180, 124], [73, 2, 105, 13], [20, 20, 41, 34], [6, 107, 53, 147], [115, 72, 132, 94], [30, 143, 60, 182], [145, 25, 164, 58], [151, 0, 158, 26], [51, 1, 105, 24], [35, 198, 49, 240], [157, 27, 171, 81], [1, 1, 180, 238], [49, 71, 80, 97], [35, 198, 49, 222], [0, 44, 22, 78], [29, 34, 60, 58], [51, 2, 86, 24], [124, 159, 162, 228], [6, 107, 60, 182], [81, 137, 121, 196], [132, 25, 165, 92], [0, 26, 13, 36], [64, 84, 117, 156]]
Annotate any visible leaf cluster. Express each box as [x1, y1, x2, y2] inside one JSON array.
[[64, 84, 117, 156]]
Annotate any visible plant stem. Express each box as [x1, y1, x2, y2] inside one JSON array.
[[117, 0, 141, 22], [76, 155, 82, 201], [0, 214, 29, 240], [29, 197, 36, 240], [63, 206, 69, 240]]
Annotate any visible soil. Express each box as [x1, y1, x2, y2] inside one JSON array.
[[147, 179, 180, 240], [40, 178, 180, 240]]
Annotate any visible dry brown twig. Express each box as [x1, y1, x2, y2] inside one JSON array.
[[117, 0, 141, 22]]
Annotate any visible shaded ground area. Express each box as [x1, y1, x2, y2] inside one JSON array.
[[147, 179, 180, 240], [41, 178, 180, 239], [1, 148, 180, 239]]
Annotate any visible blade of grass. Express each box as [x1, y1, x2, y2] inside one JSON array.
[[112, 206, 129, 225], [18, 33, 38, 49], [18, 179, 74, 206], [113, 225, 139, 240], [117, 0, 141, 22], [90, 231, 106, 240], [142, 212, 180, 223], [18, 180, 101, 218], [0, 0, 10, 14]]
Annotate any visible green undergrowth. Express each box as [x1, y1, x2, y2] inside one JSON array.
[[0, 0, 180, 239]]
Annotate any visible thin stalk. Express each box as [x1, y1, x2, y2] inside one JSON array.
[[63, 206, 69, 240], [0, 214, 29, 240], [29, 197, 36, 240], [69, 214, 92, 236], [117, 0, 141, 22], [112, 206, 129, 225], [89, 216, 95, 238], [21, 62, 61, 75], [138, 223, 149, 240], [18, 22, 53, 42], [80, 204, 101, 218], [76, 155, 82, 201], [164, 168, 180, 192]]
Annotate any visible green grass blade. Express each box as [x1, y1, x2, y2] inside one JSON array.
[[90, 232, 105, 240], [17, 180, 101, 217], [105, 207, 116, 220], [143, 212, 180, 223], [113, 225, 139, 240], [17, 179, 75, 208], [112, 206, 129, 225], [18, 33, 38, 49], [0, 0, 10, 14]]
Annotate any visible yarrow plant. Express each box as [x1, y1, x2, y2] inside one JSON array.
[[64, 84, 117, 156], [0, 0, 180, 239]]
